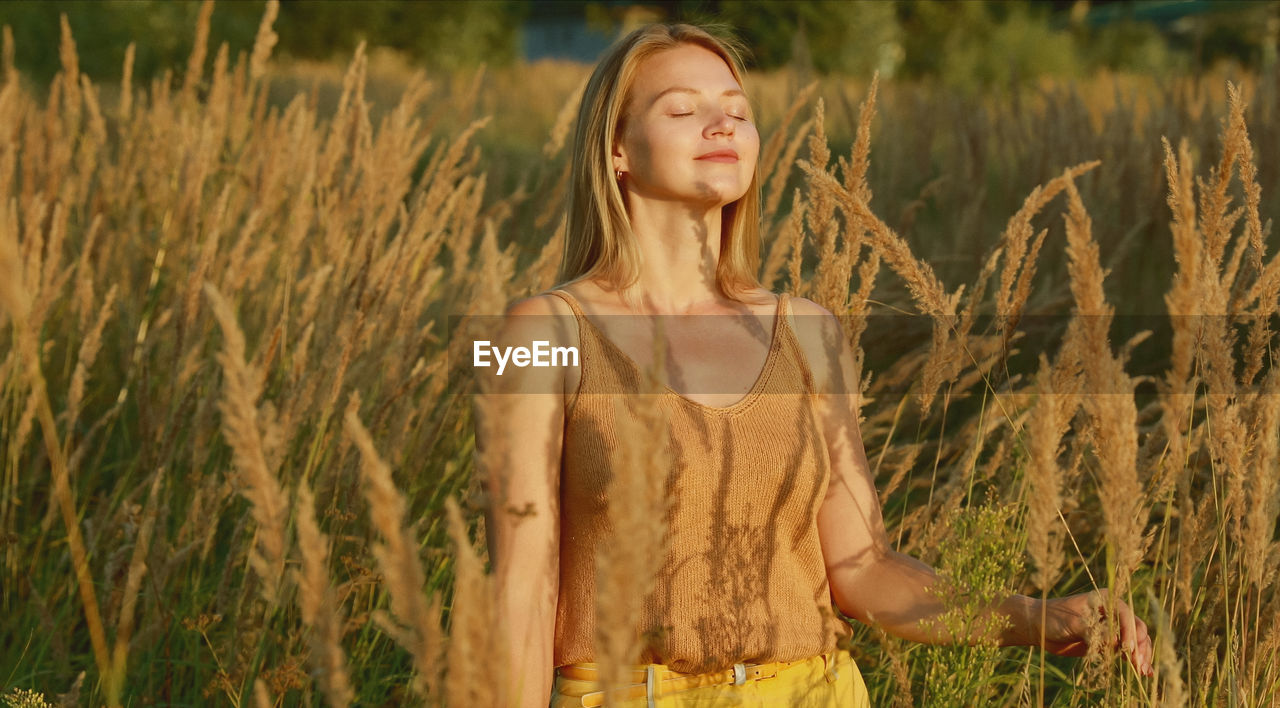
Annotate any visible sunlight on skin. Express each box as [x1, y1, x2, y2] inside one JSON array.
[[797, 299, 1153, 677]]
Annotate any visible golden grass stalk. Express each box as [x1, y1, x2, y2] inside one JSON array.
[[71, 212, 102, 334], [764, 115, 815, 224], [846, 248, 881, 376], [1181, 91, 1260, 595], [249, 1, 280, 83], [1026, 352, 1079, 593], [798, 159, 951, 318], [57, 15, 80, 124], [872, 625, 914, 708], [119, 42, 134, 120], [470, 221, 515, 318], [1061, 175, 1147, 594], [1158, 136, 1200, 515], [525, 215, 566, 294], [759, 80, 817, 222], [182, 1, 214, 96], [781, 189, 807, 293], [72, 73, 107, 211], [1199, 88, 1247, 271], [344, 398, 443, 702], [1, 26, 13, 83], [760, 81, 816, 185], [799, 99, 834, 303], [842, 74, 878, 205], [106, 468, 165, 704], [317, 40, 369, 185], [543, 79, 585, 159], [1243, 369, 1280, 590], [0, 89, 17, 207], [799, 100, 888, 406], [294, 480, 355, 708], [994, 160, 1100, 344], [205, 283, 288, 605], [63, 283, 117, 454], [0, 200, 111, 696], [593, 370, 671, 704], [1150, 592, 1187, 707], [444, 496, 501, 707], [1226, 83, 1272, 388], [797, 153, 961, 414], [31, 201, 70, 333], [183, 184, 230, 336], [1225, 83, 1264, 275], [806, 88, 873, 317]]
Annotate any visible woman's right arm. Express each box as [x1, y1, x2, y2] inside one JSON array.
[[475, 294, 574, 708]]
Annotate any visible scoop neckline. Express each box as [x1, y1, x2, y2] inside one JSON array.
[[553, 290, 787, 414]]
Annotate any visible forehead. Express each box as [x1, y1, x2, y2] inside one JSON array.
[[629, 44, 743, 102]]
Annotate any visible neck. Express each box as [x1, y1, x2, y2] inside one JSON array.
[[620, 197, 726, 313]]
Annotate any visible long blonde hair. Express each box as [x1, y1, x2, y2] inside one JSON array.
[[557, 23, 763, 300]]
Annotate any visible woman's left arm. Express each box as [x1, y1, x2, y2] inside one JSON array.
[[790, 298, 1153, 676]]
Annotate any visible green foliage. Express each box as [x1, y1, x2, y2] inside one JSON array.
[[1078, 20, 1186, 76], [276, 0, 526, 71], [715, 0, 901, 77], [0, 0, 523, 89], [0, 0, 261, 86], [921, 503, 1025, 706], [898, 1, 1082, 89], [6, 0, 1268, 91]]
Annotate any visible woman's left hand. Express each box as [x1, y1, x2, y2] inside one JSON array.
[[1037, 588, 1153, 677]]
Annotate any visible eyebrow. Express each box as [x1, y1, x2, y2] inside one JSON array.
[[652, 87, 747, 103]]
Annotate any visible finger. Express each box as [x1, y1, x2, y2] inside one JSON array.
[[1118, 605, 1152, 678], [1135, 619, 1153, 676], [1116, 602, 1140, 665]]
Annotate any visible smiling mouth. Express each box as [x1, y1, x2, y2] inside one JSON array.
[[696, 149, 739, 163]]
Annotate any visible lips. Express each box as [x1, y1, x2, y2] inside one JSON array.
[[695, 149, 739, 163]]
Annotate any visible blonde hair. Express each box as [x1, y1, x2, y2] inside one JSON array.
[[557, 23, 763, 301]]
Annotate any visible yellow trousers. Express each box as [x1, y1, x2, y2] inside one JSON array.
[[550, 651, 871, 707]]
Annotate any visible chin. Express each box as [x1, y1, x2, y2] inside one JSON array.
[[689, 180, 749, 207]]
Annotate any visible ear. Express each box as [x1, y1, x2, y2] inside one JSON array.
[[612, 140, 630, 175]]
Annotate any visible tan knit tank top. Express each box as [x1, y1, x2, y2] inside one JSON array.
[[548, 289, 854, 675]]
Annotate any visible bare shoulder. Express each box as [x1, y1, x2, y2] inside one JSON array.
[[492, 292, 581, 358], [786, 296, 850, 393], [787, 295, 835, 318], [472, 292, 581, 397], [505, 291, 575, 318]]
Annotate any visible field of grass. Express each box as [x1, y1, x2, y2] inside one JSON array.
[[1, 4, 1278, 707]]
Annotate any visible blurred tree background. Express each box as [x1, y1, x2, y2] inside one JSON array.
[[2, 1, 1276, 89], [0, 0, 527, 86]]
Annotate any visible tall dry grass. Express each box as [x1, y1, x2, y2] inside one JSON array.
[[1, 3, 1278, 706]]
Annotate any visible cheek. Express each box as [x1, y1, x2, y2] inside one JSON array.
[[650, 125, 694, 155], [627, 128, 688, 173], [739, 126, 762, 173]]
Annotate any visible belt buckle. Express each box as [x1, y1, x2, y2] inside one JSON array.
[[732, 663, 747, 686]]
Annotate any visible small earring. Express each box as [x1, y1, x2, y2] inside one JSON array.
[[616, 169, 623, 181]]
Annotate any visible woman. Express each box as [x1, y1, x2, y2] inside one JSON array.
[[477, 23, 1153, 708]]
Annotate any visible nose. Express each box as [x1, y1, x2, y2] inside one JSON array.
[[706, 109, 735, 138]]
